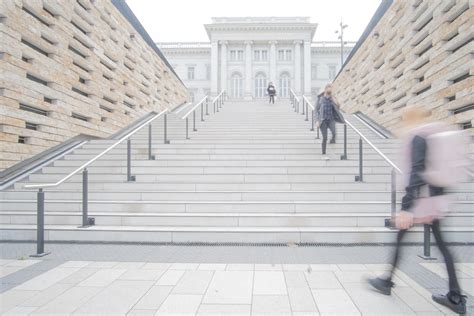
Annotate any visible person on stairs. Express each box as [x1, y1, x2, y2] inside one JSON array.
[[368, 107, 467, 315], [267, 82, 276, 104], [314, 84, 344, 160]]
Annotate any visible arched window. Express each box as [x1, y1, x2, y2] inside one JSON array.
[[230, 73, 243, 98], [254, 73, 267, 98], [279, 73, 290, 98]]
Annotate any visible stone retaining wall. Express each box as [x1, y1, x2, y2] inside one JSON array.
[[0, 0, 188, 171], [332, 0, 473, 134]]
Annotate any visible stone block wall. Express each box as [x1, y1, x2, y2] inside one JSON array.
[[332, 0, 473, 134], [0, 0, 188, 171]]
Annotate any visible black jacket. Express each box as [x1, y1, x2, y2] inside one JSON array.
[[267, 85, 276, 96], [315, 94, 345, 124], [401, 135, 443, 211]]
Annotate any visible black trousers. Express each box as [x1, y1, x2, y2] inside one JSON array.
[[389, 219, 461, 294], [320, 119, 336, 154], [269, 95, 275, 104]]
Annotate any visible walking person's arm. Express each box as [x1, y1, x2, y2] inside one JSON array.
[[397, 136, 427, 229]]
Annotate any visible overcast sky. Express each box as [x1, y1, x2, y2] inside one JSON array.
[[126, 0, 382, 43]]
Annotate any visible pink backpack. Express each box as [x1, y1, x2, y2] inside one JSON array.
[[401, 123, 469, 223]]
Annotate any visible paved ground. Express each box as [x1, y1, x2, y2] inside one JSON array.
[[1, 242, 473, 315]]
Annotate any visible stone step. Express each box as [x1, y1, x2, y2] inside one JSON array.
[[26, 173, 394, 183], [1, 200, 471, 213], [1, 211, 471, 227], [1, 224, 473, 243]]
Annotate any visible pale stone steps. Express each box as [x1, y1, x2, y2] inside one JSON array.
[[1, 224, 473, 243], [1, 211, 471, 227]]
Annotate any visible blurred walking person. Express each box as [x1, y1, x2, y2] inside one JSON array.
[[368, 107, 468, 314], [267, 82, 276, 104]]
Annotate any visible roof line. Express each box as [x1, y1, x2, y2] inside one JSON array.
[[110, 0, 186, 87]]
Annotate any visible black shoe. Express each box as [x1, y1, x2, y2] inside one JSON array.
[[368, 277, 394, 295], [329, 140, 336, 144], [432, 293, 466, 314]]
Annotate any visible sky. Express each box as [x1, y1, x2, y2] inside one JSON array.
[[126, 0, 382, 43]]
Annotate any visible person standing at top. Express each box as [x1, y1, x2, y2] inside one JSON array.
[[267, 82, 276, 104], [314, 84, 344, 159]]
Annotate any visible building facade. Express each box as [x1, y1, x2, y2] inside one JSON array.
[[159, 17, 354, 103]]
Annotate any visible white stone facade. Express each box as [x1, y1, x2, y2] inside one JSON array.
[[158, 17, 354, 103]]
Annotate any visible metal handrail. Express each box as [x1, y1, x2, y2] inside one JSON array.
[[182, 96, 208, 120], [302, 95, 315, 111], [212, 90, 225, 103], [24, 108, 170, 189], [344, 118, 402, 173], [290, 89, 300, 103]]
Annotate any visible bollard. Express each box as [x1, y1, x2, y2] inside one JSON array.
[[340, 124, 347, 160], [164, 114, 170, 144], [148, 124, 153, 159], [355, 138, 363, 182], [30, 188, 49, 257], [127, 139, 135, 182], [419, 224, 436, 260]]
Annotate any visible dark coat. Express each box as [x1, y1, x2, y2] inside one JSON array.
[[314, 94, 345, 124], [267, 85, 276, 96]]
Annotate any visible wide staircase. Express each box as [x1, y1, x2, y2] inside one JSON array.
[[1, 96, 473, 244]]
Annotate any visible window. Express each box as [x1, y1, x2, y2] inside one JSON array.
[[311, 65, 318, 80], [254, 50, 260, 61], [230, 50, 236, 61], [237, 50, 244, 61], [254, 73, 267, 98], [328, 64, 336, 80], [205, 64, 211, 80], [279, 73, 290, 98], [278, 50, 284, 61], [285, 49, 292, 61], [187, 66, 195, 80], [231, 73, 243, 98], [261, 50, 268, 61]]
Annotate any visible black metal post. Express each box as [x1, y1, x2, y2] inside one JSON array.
[[341, 124, 347, 160], [193, 111, 197, 131], [355, 138, 363, 182], [186, 117, 189, 139], [164, 114, 170, 144], [302, 99, 305, 116], [148, 124, 153, 159], [31, 188, 49, 257], [127, 139, 135, 182], [311, 110, 315, 131], [206, 98, 209, 115], [201, 103, 204, 121], [391, 169, 396, 219], [418, 224, 436, 260], [305, 104, 309, 121], [81, 168, 89, 227], [216, 100, 219, 112]]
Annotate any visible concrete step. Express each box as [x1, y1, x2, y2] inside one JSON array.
[[1, 200, 472, 213], [1, 211, 471, 227], [1, 224, 472, 243]]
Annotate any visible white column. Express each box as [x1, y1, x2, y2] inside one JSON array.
[[244, 40, 253, 100], [269, 40, 277, 84], [210, 40, 219, 96], [303, 41, 311, 96], [220, 41, 228, 94], [294, 40, 302, 94]]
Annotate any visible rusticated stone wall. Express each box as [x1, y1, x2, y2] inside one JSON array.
[[332, 0, 473, 134], [0, 0, 188, 171]]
